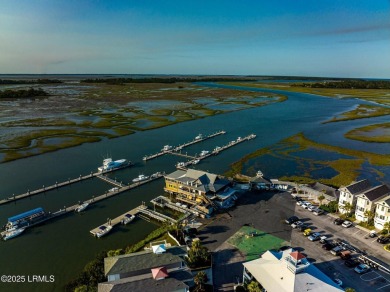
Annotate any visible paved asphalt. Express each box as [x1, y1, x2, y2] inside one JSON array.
[[197, 190, 390, 292]]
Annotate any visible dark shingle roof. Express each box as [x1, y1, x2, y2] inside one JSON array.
[[310, 182, 339, 198], [346, 179, 372, 195], [363, 185, 390, 201], [105, 246, 187, 276], [98, 275, 189, 292]]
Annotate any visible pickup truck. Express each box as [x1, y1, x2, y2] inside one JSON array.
[[331, 245, 344, 256]]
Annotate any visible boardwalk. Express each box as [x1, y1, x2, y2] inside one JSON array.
[[143, 130, 226, 161], [0, 162, 133, 206], [96, 175, 124, 188]]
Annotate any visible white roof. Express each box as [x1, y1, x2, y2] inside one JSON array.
[[243, 250, 343, 292]]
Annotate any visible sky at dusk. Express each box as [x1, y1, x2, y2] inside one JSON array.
[[1, 0, 389, 77]]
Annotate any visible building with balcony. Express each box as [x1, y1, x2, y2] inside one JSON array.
[[98, 245, 192, 292], [242, 249, 342, 292], [164, 168, 235, 213], [375, 195, 390, 230], [338, 179, 372, 214], [355, 184, 390, 222]]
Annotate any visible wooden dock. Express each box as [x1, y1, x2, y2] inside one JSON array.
[[142, 130, 226, 161], [96, 175, 124, 188], [0, 162, 133, 206], [89, 205, 147, 236]]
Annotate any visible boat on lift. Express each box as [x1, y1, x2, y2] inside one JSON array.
[[75, 202, 89, 213], [121, 214, 136, 225], [199, 150, 209, 157], [162, 145, 172, 151], [195, 134, 203, 140]]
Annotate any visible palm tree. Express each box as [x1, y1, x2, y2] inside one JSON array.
[[383, 222, 390, 234], [318, 194, 325, 206], [364, 210, 374, 225], [344, 202, 353, 216], [194, 271, 208, 292], [247, 281, 262, 292]]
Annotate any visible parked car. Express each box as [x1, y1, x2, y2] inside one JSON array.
[[322, 242, 335, 250], [296, 200, 305, 206], [319, 236, 328, 244], [308, 205, 317, 212], [303, 228, 312, 236], [354, 264, 370, 274], [377, 235, 390, 244], [294, 196, 303, 201], [308, 232, 322, 241], [342, 220, 353, 228], [302, 202, 312, 209], [345, 258, 360, 268], [313, 208, 324, 216], [334, 218, 344, 225], [369, 230, 377, 238], [298, 224, 309, 232], [331, 245, 344, 256], [340, 250, 352, 260], [285, 216, 299, 225], [291, 221, 303, 228]]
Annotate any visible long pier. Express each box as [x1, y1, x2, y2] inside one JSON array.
[[176, 133, 257, 170], [142, 130, 226, 161], [1, 173, 164, 238], [89, 205, 147, 236], [0, 162, 133, 206], [96, 175, 124, 188]]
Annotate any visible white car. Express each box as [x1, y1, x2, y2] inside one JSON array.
[[307, 205, 317, 212], [291, 221, 303, 228], [342, 220, 353, 228], [296, 200, 305, 206], [313, 208, 324, 215], [302, 202, 312, 209]]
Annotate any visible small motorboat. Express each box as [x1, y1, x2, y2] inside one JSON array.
[[121, 214, 135, 225], [95, 225, 113, 238], [132, 174, 149, 183], [75, 202, 89, 213]]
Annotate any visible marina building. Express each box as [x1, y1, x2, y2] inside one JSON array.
[[374, 195, 390, 230], [338, 179, 372, 214], [164, 169, 236, 214], [99, 245, 192, 292], [355, 184, 390, 222], [242, 249, 343, 292]]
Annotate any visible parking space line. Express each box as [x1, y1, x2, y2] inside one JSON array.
[[377, 283, 390, 290], [353, 229, 361, 235], [372, 238, 378, 243], [360, 271, 381, 281]]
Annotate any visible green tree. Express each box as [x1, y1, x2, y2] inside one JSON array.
[[383, 222, 390, 235], [318, 194, 325, 206], [194, 271, 208, 292], [74, 285, 88, 292], [247, 281, 262, 292], [186, 241, 211, 269], [343, 202, 353, 216], [364, 210, 374, 225], [345, 288, 356, 292]]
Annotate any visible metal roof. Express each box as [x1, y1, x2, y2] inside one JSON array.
[[8, 207, 44, 223]]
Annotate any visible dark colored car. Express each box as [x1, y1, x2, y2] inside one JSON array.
[[322, 242, 335, 250], [377, 236, 390, 244], [298, 224, 309, 232], [345, 258, 360, 268], [285, 216, 299, 225], [334, 218, 344, 225], [278, 246, 292, 252]]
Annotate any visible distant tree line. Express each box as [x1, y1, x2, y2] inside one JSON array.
[[0, 79, 62, 85], [292, 80, 390, 89], [0, 88, 49, 99], [80, 77, 256, 85]]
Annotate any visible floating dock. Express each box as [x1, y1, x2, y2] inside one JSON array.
[[0, 162, 133, 206], [89, 205, 147, 236], [142, 130, 226, 161]]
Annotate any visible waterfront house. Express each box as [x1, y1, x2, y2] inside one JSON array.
[[374, 195, 390, 230], [164, 168, 235, 214], [355, 184, 390, 222], [98, 245, 192, 292], [338, 179, 372, 214], [242, 249, 343, 292]]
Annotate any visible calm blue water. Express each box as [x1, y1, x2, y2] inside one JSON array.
[[0, 82, 388, 291]]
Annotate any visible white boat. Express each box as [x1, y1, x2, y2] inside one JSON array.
[[109, 187, 119, 192], [237, 137, 242, 142], [121, 214, 135, 225], [150, 172, 161, 178], [213, 146, 222, 153], [95, 225, 112, 238], [199, 150, 209, 157], [176, 162, 185, 168], [132, 174, 149, 183], [195, 134, 203, 140], [256, 171, 264, 178], [3, 228, 25, 241], [192, 159, 200, 165], [98, 158, 128, 172], [162, 145, 172, 151], [75, 202, 89, 213]]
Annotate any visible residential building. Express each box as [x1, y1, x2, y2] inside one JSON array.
[[374, 195, 390, 230], [242, 249, 343, 292], [98, 245, 193, 292], [164, 168, 236, 213], [338, 179, 372, 214], [355, 185, 390, 222]]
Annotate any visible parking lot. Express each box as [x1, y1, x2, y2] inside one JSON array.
[[292, 197, 390, 291]]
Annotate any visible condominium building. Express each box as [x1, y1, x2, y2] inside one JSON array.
[[355, 185, 390, 222], [374, 195, 390, 230], [338, 179, 372, 214]]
